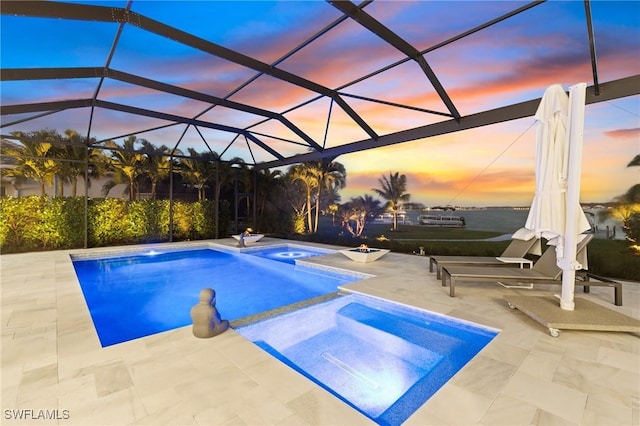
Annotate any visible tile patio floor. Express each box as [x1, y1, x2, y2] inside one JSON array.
[[1, 238, 638, 425]]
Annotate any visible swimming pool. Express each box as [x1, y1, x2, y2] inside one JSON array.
[[71, 246, 361, 346], [237, 294, 498, 426]]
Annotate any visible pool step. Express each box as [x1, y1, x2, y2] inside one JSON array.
[[336, 303, 465, 359]]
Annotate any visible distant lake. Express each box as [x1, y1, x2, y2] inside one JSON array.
[[402, 208, 625, 238]]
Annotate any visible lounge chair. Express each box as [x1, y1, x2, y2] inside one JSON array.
[[429, 236, 541, 279], [440, 235, 623, 306]]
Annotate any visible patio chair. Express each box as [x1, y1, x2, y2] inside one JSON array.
[[429, 236, 541, 279], [440, 235, 623, 306]]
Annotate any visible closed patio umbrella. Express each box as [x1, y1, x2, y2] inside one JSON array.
[[523, 83, 591, 311]]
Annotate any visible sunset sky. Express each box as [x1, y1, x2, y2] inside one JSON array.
[[1, 1, 638, 207], [339, 98, 639, 206]]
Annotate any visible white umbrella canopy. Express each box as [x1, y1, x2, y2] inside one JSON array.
[[523, 83, 591, 310], [525, 84, 570, 243]]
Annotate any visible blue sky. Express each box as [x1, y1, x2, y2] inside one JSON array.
[[1, 1, 638, 206]]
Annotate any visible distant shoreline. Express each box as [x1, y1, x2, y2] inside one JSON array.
[[399, 208, 626, 239], [415, 205, 616, 211]]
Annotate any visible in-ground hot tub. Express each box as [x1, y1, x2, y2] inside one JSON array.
[[237, 293, 498, 425]]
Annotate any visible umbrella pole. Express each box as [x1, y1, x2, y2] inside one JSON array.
[[559, 82, 587, 311]]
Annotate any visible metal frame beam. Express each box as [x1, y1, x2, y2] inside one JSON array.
[[339, 92, 453, 117], [256, 74, 640, 169], [0, 67, 323, 152], [583, 0, 600, 95], [328, 0, 460, 120], [92, 100, 285, 160], [272, 1, 546, 124], [1, 98, 285, 160], [1, 1, 377, 141], [2, 2, 637, 173]]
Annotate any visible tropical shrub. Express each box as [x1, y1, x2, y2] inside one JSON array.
[[0, 196, 229, 252], [0, 196, 47, 251], [88, 198, 135, 246], [0, 196, 86, 251]]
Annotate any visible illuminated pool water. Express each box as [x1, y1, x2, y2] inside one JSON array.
[[243, 244, 334, 264], [71, 247, 359, 346], [237, 294, 498, 426]]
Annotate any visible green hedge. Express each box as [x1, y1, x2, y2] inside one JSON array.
[[0, 196, 85, 251], [0, 196, 230, 253]]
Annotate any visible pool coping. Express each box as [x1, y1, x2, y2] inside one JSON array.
[[3, 237, 638, 425]]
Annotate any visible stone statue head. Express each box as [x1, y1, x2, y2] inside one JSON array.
[[199, 288, 215, 305]]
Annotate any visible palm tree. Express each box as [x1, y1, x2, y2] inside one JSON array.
[[178, 148, 245, 207], [231, 160, 252, 217], [279, 172, 308, 234], [55, 130, 84, 196], [339, 195, 383, 237], [337, 202, 358, 236], [372, 172, 411, 231], [179, 148, 217, 201], [140, 140, 176, 199], [102, 136, 147, 200], [213, 157, 245, 209], [3, 130, 59, 196], [54, 129, 106, 197], [255, 168, 283, 216], [311, 158, 346, 233], [289, 163, 318, 233], [354, 194, 383, 235], [327, 203, 339, 226]]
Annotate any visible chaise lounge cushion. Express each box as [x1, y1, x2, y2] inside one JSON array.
[[429, 236, 540, 279], [438, 235, 621, 306]]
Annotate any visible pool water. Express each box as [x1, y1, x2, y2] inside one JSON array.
[[244, 245, 333, 264], [72, 247, 359, 346], [237, 294, 498, 426]]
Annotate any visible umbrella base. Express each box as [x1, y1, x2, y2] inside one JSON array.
[[505, 295, 640, 338]]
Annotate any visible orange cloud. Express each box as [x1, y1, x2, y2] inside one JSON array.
[[604, 128, 640, 140]]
